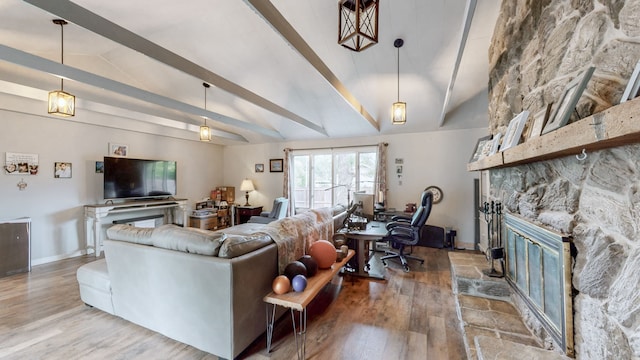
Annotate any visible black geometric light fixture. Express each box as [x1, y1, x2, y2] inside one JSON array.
[[392, 38, 406, 125], [48, 19, 75, 117], [200, 82, 212, 141], [338, 0, 379, 52]]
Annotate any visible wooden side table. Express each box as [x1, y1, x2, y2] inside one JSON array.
[[263, 250, 354, 360], [235, 205, 263, 224]]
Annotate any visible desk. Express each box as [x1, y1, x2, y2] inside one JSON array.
[[263, 250, 354, 360], [336, 221, 387, 280]]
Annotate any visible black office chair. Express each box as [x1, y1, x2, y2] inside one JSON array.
[[381, 191, 433, 272]]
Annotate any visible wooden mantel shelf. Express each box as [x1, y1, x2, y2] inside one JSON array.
[[467, 97, 640, 171]]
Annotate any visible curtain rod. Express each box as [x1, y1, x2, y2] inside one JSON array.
[[285, 143, 387, 152]]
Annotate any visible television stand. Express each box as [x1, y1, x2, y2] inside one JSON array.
[[84, 198, 187, 257]]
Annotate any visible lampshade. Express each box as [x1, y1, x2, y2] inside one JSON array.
[[48, 88, 75, 117], [391, 38, 406, 125], [199, 123, 211, 141], [240, 179, 255, 192], [200, 82, 211, 141], [338, 0, 379, 52], [392, 101, 406, 125], [49, 19, 75, 117]]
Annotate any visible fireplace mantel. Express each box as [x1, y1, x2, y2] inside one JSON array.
[[468, 97, 640, 171]]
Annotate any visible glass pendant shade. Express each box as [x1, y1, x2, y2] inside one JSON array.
[[199, 122, 211, 141], [392, 101, 406, 125], [338, 0, 379, 52], [48, 83, 75, 117]]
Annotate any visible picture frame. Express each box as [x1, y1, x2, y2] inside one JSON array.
[[620, 60, 640, 104], [500, 110, 530, 152], [54, 162, 72, 178], [529, 103, 553, 139], [95, 161, 104, 173], [542, 66, 595, 135], [269, 158, 283, 172], [109, 143, 129, 157], [5, 152, 38, 175], [255, 163, 264, 173], [469, 135, 491, 163], [489, 133, 502, 156]]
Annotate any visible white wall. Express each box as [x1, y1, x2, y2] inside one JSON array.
[[0, 107, 224, 265], [223, 127, 488, 249]]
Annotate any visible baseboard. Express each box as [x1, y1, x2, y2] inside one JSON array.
[[31, 250, 87, 266]]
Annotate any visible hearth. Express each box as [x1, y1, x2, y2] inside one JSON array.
[[504, 214, 574, 356]]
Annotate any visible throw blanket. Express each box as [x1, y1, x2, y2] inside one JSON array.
[[259, 208, 334, 274]]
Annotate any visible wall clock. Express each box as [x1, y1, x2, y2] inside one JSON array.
[[425, 186, 443, 204]]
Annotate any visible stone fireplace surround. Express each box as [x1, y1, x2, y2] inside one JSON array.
[[483, 1, 640, 358]]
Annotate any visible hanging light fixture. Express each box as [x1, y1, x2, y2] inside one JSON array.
[[392, 38, 406, 125], [200, 82, 212, 141], [338, 0, 379, 52], [48, 19, 75, 117]]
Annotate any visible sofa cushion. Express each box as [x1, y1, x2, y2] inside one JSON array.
[[218, 233, 272, 258], [151, 224, 226, 256], [107, 224, 154, 245]]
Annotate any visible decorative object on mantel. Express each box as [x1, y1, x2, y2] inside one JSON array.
[[500, 110, 529, 152], [528, 103, 553, 139], [620, 60, 640, 104], [542, 66, 595, 135], [240, 178, 255, 206], [338, 0, 379, 52], [469, 135, 491, 163], [488, 133, 501, 155], [48, 19, 75, 117], [391, 38, 407, 125], [4, 152, 38, 175], [17, 178, 27, 191]]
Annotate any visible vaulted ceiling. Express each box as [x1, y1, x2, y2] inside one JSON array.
[[0, 0, 500, 144]]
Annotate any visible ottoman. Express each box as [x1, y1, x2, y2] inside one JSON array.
[[76, 259, 114, 314]]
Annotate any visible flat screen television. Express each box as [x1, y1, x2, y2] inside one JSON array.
[[103, 157, 177, 200]]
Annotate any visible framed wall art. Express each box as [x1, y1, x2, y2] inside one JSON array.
[[269, 159, 283, 172], [500, 110, 530, 152], [4, 152, 39, 175], [542, 66, 595, 135], [255, 163, 264, 173], [109, 143, 129, 157], [54, 162, 72, 178]]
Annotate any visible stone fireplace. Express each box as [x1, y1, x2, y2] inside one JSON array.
[[484, 1, 640, 358]]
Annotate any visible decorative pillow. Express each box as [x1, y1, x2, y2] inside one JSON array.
[[218, 233, 273, 258], [107, 224, 154, 245], [151, 224, 226, 256]]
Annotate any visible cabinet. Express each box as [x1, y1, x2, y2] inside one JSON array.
[[190, 214, 219, 230], [235, 206, 263, 224], [0, 217, 31, 278]]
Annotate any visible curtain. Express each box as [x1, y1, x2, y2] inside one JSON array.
[[283, 148, 295, 216], [375, 142, 388, 206]]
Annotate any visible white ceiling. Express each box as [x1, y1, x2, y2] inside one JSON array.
[[0, 0, 500, 145]]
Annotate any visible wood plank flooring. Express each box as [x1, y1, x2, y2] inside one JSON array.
[[0, 247, 466, 360]]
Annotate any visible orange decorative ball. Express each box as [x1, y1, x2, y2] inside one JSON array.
[[309, 240, 337, 269], [272, 275, 290, 295]]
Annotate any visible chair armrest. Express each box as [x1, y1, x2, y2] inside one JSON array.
[[259, 211, 271, 217], [386, 221, 413, 231], [391, 215, 411, 222]]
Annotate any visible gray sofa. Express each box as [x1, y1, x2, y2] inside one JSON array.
[[76, 205, 347, 359]]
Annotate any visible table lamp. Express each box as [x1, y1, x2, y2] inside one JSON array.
[[240, 179, 255, 206]]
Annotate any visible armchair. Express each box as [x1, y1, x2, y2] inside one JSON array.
[[247, 197, 289, 224], [381, 191, 433, 272]]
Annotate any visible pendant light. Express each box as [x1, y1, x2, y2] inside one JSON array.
[[200, 82, 211, 141], [392, 38, 406, 125], [48, 19, 75, 117], [338, 0, 379, 52]]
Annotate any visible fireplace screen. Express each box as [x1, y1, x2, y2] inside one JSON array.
[[504, 214, 573, 356]]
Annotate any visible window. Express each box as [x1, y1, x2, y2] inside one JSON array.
[[292, 147, 377, 209]]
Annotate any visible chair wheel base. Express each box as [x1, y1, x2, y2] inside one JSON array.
[[403, 266, 410, 272]]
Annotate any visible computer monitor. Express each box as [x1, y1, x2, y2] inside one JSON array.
[[353, 192, 374, 220]]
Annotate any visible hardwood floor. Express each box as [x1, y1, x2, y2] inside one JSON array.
[[0, 247, 466, 360]]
